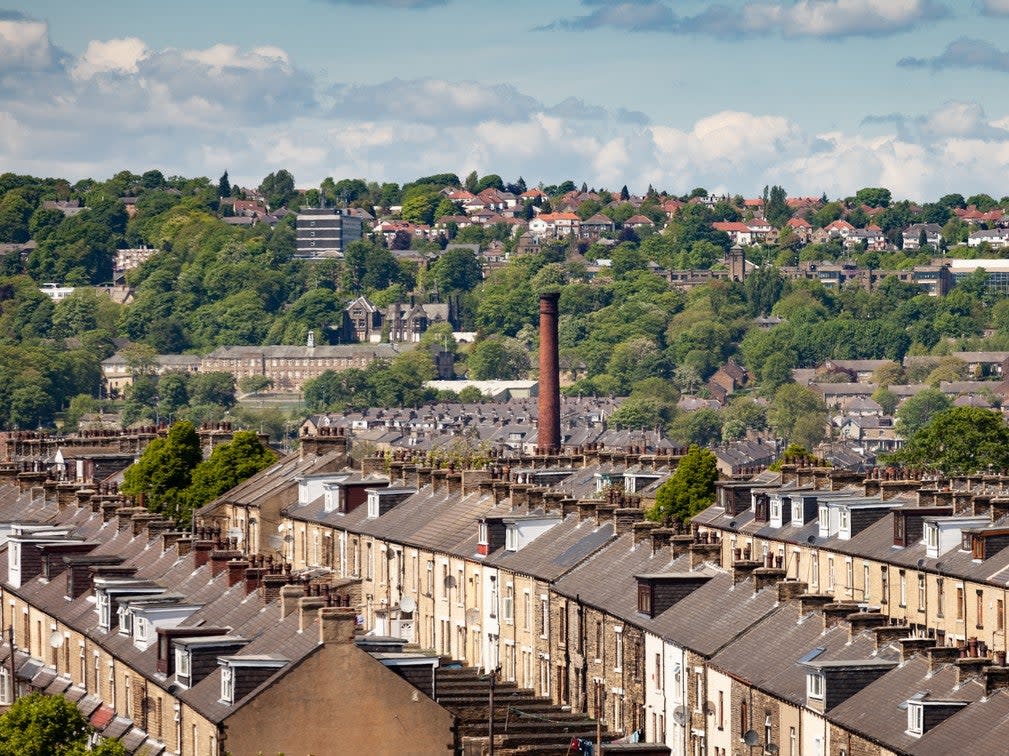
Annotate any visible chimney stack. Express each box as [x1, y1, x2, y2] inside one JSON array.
[[537, 292, 561, 452]]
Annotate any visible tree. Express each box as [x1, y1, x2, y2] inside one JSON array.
[[429, 247, 482, 293], [467, 336, 530, 380], [186, 431, 277, 512], [121, 421, 202, 515], [238, 374, 274, 395], [745, 265, 785, 316], [764, 185, 790, 226], [669, 408, 723, 446], [854, 187, 892, 208], [0, 692, 126, 756], [768, 383, 825, 442], [895, 387, 951, 436], [894, 407, 1009, 474], [217, 170, 231, 198], [609, 396, 675, 430], [458, 385, 484, 403], [871, 387, 898, 416], [646, 446, 718, 524], [189, 372, 236, 408]]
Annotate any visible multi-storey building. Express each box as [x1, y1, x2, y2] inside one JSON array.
[[295, 207, 363, 259]]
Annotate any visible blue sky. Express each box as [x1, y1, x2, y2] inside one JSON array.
[[5, 0, 1009, 199]]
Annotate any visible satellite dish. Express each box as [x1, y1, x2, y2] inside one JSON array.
[[444, 575, 457, 589], [399, 596, 416, 613], [935, 561, 945, 572], [465, 608, 481, 624], [671, 705, 688, 726], [267, 535, 284, 550], [704, 701, 716, 715], [743, 730, 759, 746], [48, 631, 64, 649], [806, 535, 816, 544], [916, 558, 926, 568], [767, 744, 779, 754], [729, 521, 737, 529]]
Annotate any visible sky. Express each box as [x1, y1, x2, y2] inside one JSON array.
[[5, 0, 1009, 199]]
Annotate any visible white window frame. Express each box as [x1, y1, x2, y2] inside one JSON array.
[[807, 672, 824, 700], [220, 665, 234, 704], [907, 702, 923, 735]]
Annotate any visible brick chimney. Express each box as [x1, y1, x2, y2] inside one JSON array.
[[798, 593, 834, 615], [226, 560, 250, 588], [319, 606, 357, 645], [821, 602, 859, 630], [776, 580, 808, 603], [298, 595, 327, 632], [209, 549, 242, 577], [613, 508, 645, 536], [280, 584, 305, 618], [245, 567, 266, 595], [897, 637, 935, 662], [631, 521, 658, 546], [192, 541, 214, 569], [537, 292, 561, 452], [262, 573, 288, 606], [956, 656, 993, 684], [984, 665, 1009, 695], [926, 645, 961, 673], [732, 559, 762, 585], [873, 625, 912, 651], [752, 567, 786, 592], [846, 611, 888, 641]]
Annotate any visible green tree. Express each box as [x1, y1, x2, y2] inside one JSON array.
[[217, 170, 231, 198], [768, 383, 825, 442], [764, 185, 790, 226], [854, 187, 892, 208], [189, 372, 236, 408], [744, 265, 785, 316], [646, 446, 718, 524], [720, 398, 767, 441], [430, 247, 482, 293], [467, 336, 530, 380], [895, 387, 951, 436], [609, 396, 676, 430], [893, 407, 1009, 474], [872, 387, 898, 416], [121, 421, 202, 516], [669, 408, 723, 446], [238, 374, 274, 395], [458, 385, 484, 403], [0, 692, 126, 756], [186, 431, 276, 511]]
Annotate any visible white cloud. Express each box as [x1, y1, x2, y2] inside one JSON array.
[[0, 13, 64, 74], [72, 37, 148, 79], [980, 0, 1009, 15], [543, 0, 948, 38]]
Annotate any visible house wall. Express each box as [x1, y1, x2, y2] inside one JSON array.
[[222, 643, 456, 756]]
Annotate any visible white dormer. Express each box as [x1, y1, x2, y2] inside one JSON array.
[[923, 516, 990, 559], [501, 516, 560, 553], [323, 482, 344, 514], [769, 496, 790, 528], [297, 474, 349, 507]]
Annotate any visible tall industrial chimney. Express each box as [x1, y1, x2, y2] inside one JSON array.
[[537, 291, 561, 453]]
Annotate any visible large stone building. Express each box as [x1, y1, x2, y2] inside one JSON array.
[[295, 208, 363, 259]]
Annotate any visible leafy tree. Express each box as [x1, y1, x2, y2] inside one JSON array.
[[217, 170, 231, 198], [764, 185, 790, 226], [429, 247, 482, 293], [720, 397, 767, 441], [122, 421, 202, 515], [854, 187, 892, 208], [186, 431, 276, 511], [894, 407, 1009, 474], [669, 408, 722, 446], [401, 185, 441, 225], [458, 385, 484, 403], [156, 372, 190, 419], [467, 336, 530, 380], [744, 265, 785, 316], [895, 387, 951, 436], [238, 374, 273, 394], [609, 396, 676, 430], [768, 383, 825, 442], [646, 445, 718, 524], [871, 387, 898, 416], [0, 192, 32, 243], [0, 692, 126, 756], [188, 372, 236, 409], [475, 174, 504, 192], [258, 169, 295, 209]]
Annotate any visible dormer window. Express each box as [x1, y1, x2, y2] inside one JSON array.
[[220, 665, 234, 704], [807, 672, 824, 700], [505, 526, 518, 552], [118, 605, 132, 636], [925, 524, 939, 551], [637, 584, 653, 617], [97, 592, 111, 631], [838, 509, 850, 535], [818, 506, 829, 533], [907, 701, 923, 736], [972, 537, 985, 561], [176, 649, 191, 687], [367, 492, 380, 519]]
